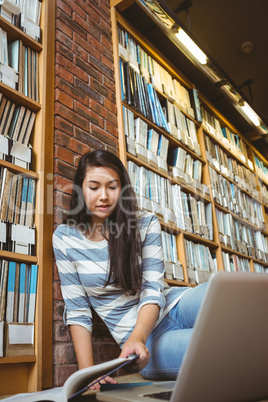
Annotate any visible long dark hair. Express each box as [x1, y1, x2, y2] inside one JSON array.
[[66, 150, 142, 294]]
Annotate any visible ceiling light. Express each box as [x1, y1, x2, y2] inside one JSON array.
[[241, 102, 261, 126], [175, 28, 207, 65]]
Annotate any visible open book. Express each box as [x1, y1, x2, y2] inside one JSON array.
[[3, 355, 138, 402]]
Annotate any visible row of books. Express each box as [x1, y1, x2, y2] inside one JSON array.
[[216, 208, 268, 262], [0, 93, 36, 147], [162, 99, 201, 156], [222, 252, 251, 273], [8, 38, 39, 101], [123, 107, 169, 171], [254, 154, 268, 185], [118, 25, 196, 117], [209, 165, 266, 229], [205, 134, 257, 195], [128, 161, 213, 240], [0, 259, 38, 356], [253, 262, 268, 274], [120, 58, 169, 133], [172, 184, 213, 240], [0, 167, 36, 228], [161, 230, 183, 281], [259, 182, 268, 208], [0, 0, 41, 41], [169, 147, 203, 190], [0, 27, 18, 89], [201, 106, 252, 168], [185, 239, 217, 284]]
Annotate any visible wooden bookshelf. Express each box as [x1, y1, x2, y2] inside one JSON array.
[[0, 0, 55, 395], [110, 1, 268, 285]]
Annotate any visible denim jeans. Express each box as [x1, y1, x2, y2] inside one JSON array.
[[140, 282, 208, 380]]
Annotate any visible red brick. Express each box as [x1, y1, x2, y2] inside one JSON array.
[[53, 281, 63, 301], [54, 175, 73, 195], [53, 300, 65, 321], [55, 18, 73, 39], [53, 343, 77, 365], [55, 89, 74, 110], [103, 97, 117, 114], [105, 120, 118, 138], [54, 65, 73, 85], [53, 364, 77, 387], [54, 321, 72, 343]]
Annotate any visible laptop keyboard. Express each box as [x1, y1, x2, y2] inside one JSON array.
[[143, 391, 172, 400]]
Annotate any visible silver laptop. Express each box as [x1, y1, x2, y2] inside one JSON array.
[[96, 271, 268, 402]]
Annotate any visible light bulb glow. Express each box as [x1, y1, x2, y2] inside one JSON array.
[[241, 103, 260, 126], [175, 29, 207, 65]]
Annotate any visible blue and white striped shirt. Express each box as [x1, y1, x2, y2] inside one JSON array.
[[52, 211, 189, 347]]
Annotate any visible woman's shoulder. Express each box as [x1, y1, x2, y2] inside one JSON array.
[[53, 224, 84, 242], [137, 210, 160, 232]]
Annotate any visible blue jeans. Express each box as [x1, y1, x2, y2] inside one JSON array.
[[140, 282, 208, 380]]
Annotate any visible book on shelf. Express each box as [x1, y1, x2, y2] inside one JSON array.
[[3, 355, 139, 401], [222, 252, 251, 273], [161, 230, 184, 281], [185, 239, 217, 284], [0, 260, 39, 357], [0, 0, 20, 24]]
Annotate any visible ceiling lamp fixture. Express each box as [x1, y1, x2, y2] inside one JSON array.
[[240, 102, 261, 126], [175, 28, 207, 65]]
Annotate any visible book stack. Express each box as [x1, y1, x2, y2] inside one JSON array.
[[254, 154, 268, 185], [119, 58, 169, 133], [123, 107, 169, 173], [253, 262, 268, 273], [161, 230, 184, 281], [19, 0, 42, 42], [0, 28, 18, 89], [0, 0, 20, 25], [0, 167, 36, 255], [222, 252, 251, 273], [0, 259, 38, 356], [204, 134, 257, 196], [162, 99, 200, 155], [8, 39, 39, 101], [184, 239, 217, 284], [0, 94, 36, 168], [169, 146, 202, 191], [127, 161, 175, 223], [171, 184, 212, 239]]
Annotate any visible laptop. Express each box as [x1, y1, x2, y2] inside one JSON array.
[[96, 271, 268, 402]]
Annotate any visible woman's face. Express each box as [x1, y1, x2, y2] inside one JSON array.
[[82, 166, 121, 224]]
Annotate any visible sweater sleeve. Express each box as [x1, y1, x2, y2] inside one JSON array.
[[52, 225, 93, 332], [137, 214, 166, 314]]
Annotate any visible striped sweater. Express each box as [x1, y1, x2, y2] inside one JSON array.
[[52, 211, 189, 347]]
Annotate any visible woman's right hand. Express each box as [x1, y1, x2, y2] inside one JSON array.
[[89, 375, 118, 391]]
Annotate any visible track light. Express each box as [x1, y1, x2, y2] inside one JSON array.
[[175, 28, 207, 65], [240, 102, 261, 126]]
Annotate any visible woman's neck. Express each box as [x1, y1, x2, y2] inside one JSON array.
[[85, 220, 108, 242]]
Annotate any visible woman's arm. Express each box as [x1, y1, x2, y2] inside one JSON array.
[[119, 303, 160, 370], [70, 325, 94, 369], [70, 325, 118, 390]]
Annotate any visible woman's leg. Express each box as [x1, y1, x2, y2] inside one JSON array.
[[141, 283, 208, 380]]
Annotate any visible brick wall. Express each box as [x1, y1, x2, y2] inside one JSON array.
[[53, 0, 121, 387]]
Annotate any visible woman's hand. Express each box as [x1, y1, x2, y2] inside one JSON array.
[[89, 375, 118, 391], [119, 338, 150, 371]]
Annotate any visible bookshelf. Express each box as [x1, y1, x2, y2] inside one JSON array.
[[110, 1, 268, 287], [0, 0, 55, 395]]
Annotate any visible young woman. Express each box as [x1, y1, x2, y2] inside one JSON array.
[[52, 150, 207, 387]]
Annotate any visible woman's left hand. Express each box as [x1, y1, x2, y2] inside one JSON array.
[[119, 338, 150, 371]]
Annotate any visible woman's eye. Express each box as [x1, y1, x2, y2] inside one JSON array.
[[109, 186, 118, 190], [89, 187, 98, 191]]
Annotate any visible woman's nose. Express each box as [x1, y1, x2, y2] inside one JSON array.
[[99, 187, 108, 200]]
